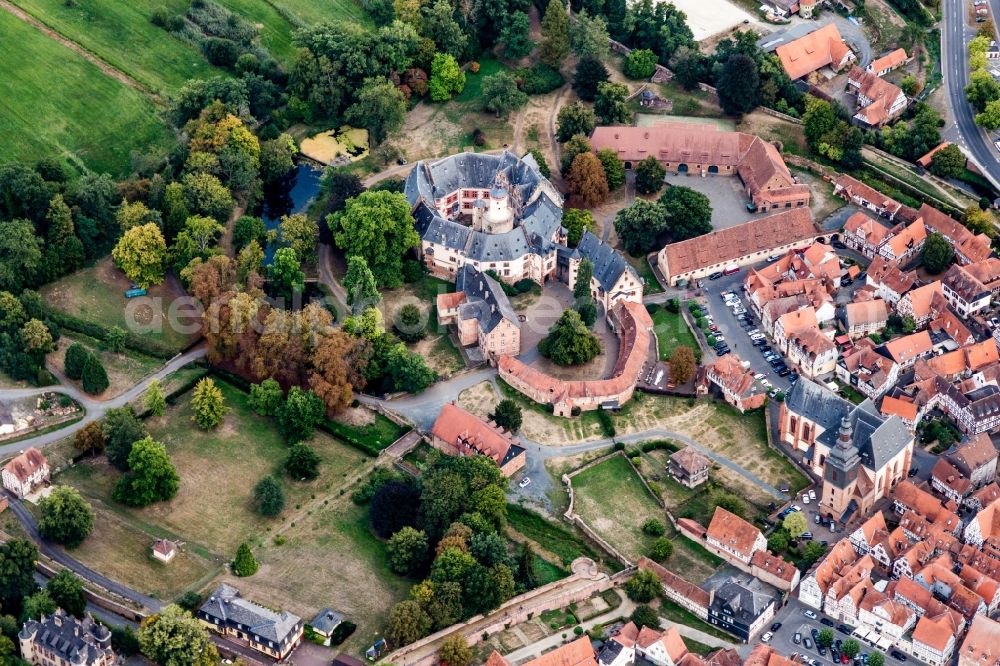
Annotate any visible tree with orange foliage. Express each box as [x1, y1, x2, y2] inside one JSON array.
[[566, 152, 609, 208]]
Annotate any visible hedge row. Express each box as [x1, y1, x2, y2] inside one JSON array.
[[42, 308, 177, 360]]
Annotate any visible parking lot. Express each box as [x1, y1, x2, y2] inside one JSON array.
[[698, 269, 794, 394], [754, 599, 915, 666]]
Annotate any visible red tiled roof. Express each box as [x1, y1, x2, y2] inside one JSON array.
[[660, 209, 816, 279], [3, 448, 47, 483], [868, 48, 908, 73], [960, 615, 1000, 666], [522, 637, 597, 666], [776, 23, 854, 80], [706, 506, 762, 558], [431, 403, 518, 466], [881, 395, 918, 422], [883, 331, 933, 364], [637, 557, 711, 608]]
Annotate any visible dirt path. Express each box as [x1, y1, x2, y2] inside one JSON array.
[[505, 525, 565, 567], [0, 0, 163, 104], [219, 199, 248, 257], [547, 84, 570, 188]]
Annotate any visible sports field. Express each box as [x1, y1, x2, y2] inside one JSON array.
[[0, 9, 172, 175]]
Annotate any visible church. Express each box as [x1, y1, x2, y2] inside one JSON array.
[[779, 378, 915, 524]]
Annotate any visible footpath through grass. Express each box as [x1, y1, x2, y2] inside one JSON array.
[[0, 9, 172, 175]]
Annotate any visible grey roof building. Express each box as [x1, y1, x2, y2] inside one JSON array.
[[455, 265, 519, 335], [575, 232, 639, 297], [19, 610, 114, 666], [308, 608, 344, 641], [405, 151, 566, 281], [197, 584, 303, 659], [707, 576, 779, 641]]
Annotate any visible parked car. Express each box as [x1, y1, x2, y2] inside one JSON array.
[[841, 277, 854, 286], [831, 648, 841, 663], [837, 624, 853, 635], [519, 477, 531, 488], [809, 489, 817, 500], [767, 254, 780, 261], [832, 241, 847, 249], [770, 622, 782, 632], [709, 272, 723, 280], [792, 504, 802, 512], [717, 348, 731, 356], [803, 495, 811, 504], [714, 334, 726, 342], [821, 618, 834, 627], [777, 368, 791, 377], [804, 610, 818, 620], [908, 467, 919, 478], [801, 531, 814, 539], [793, 633, 802, 645], [890, 650, 907, 662], [818, 646, 827, 657], [761, 632, 773, 644], [804, 638, 813, 650], [754, 339, 768, 347], [754, 373, 766, 381]]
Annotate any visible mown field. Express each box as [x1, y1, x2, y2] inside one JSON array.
[[55, 378, 406, 654], [0, 9, 173, 175], [9, 0, 226, 92]]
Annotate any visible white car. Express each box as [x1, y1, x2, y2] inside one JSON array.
[[754, 373, 766, 380], [802, 494, 811, 505], [519, 477, 531, 488], [792, 504, 802, 512], [766, 254, 780, 262], [809, 488, 817, 500], [714, 334, 726, 341], [761, 379, 772, 388], [761, 632, 773, 644], [750, 334, 765, 341], [804, 610, 818, 620]]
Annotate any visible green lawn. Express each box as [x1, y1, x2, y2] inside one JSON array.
[[0, 9, 172, 175], [270, 0, 373, 28], [10, 0, 227, 93], [651, 308, 699, 360], [40, 260, 201, 355], [507, 504, 602, 566], [322, 413, 409, 456]]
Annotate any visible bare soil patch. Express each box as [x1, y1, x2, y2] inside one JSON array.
[[458, 381, 499, 420]]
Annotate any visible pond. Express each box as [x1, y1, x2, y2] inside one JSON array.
[[261, 163, 324, 262]]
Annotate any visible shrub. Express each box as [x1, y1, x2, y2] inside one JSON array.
[[650, 537, 673, 561], [64, 343, 89, 380], [642, 518, 665, 536], [573, 626, 583, 635], [81, 353, 109, 395], [394, 303, 426, 343], [232, 542, 258, 576], [516, 64, 565, 94], [473, 129, 486, 146], [470, 61, 481, 73]]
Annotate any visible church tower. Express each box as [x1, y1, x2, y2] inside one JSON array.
[[822, 416, 860, 521]]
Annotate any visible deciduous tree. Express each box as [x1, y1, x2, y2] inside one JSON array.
[[279, 213, 319, 266], [269, 247, 305, 300], [560, 134, 593, 175], [922, 232, 955, 274], [139, 605, 219, 666], [145, 379, 167, 417], [429, 53, 465, 102], [439, 635, 472, 666], [625, 569, 661, 602], [279, 387, 326, 441], [929, 143, 966, 178], [344, 256, 382, 313], [783, 510, 807, 537], [567, 152, 610, 207], [490, 399, 522, 432], [113, 437, 179, 507], [387, 526, 429, 576], [482, 72, 529, 118], [614, 199, 667, 255], [259, 134, 297, 186], [0, 539, 38, 610], [668, 346, 696, 384], [624, 48, 658, 79], [594, 82, 630, 125], [346, 77, 408, 146], [387, 600, 432, 646], [73, 422, 106, 456], [538, 310, 601, 365], [20, 319, 53, 353], [285, 443, 321, 480], [191, 378, 227, 429], [562, 208, 593, 247], [634, 156, 665, 195], [332, 191, 421, 288], [660, 186, 712, 240], [249, 378, 284, 417], [38, 486, 94, 548], [717, 54, 760, 116], [569, 10, 609, 58], [650, 536, 673, 561], [113, 223, 167, 288], [597, 149, 625, 190], [500, 11, 533, 59], [557, 103, 596, 143], [46, 570, 86, 618]]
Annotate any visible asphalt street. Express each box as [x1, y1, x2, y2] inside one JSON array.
[[755, 598, 914, 666], [943, 0, 1000, 191]]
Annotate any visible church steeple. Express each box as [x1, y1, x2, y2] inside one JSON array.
[[824, 416, 860, 489]]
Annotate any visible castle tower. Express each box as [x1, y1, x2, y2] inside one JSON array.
[[483, 187, 515, 234], [822, 416, 861, 521]]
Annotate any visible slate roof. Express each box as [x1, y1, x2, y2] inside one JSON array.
[[199, 584, 301, 645], [455, 265, 518, 334], [575, 231, 636, 293], [406, 151, 564, 264], [711, 577, 778, 626], [785, 378, 912, 470], [20, 610, 112, 666], [309, 608, 344, 635]]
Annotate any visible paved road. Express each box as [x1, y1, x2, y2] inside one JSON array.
[[943, 0, 1000, 191], [0, 345, 207, 456], [6, 495, 162, 611]]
